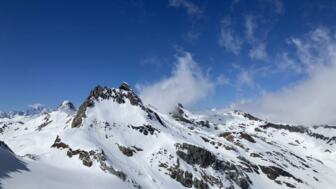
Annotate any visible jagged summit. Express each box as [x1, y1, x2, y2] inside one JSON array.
[[72, 83, 145, 128]]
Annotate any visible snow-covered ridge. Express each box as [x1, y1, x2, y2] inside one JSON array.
[[0, 82, 336, 189]]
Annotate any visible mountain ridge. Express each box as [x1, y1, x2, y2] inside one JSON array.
[[0, 83, 335, 189]]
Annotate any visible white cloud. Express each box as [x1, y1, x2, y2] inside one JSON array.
[[141, 56, 167, 67], [236, 69, 254, 89], [218, 17, 242, 55], [231, 64, 255, 89], [139, 52, 214, 113], [244, 15, 257, 42], [237, 27, 336, 125], [249, 42, 268, 61], [216, 74, 229, 86], [273, 0, 284, 14], [168, 0, 202, 16], [276, 52, 303, 73], [289, 27, 335, 72], [244, 15, 268, 61]]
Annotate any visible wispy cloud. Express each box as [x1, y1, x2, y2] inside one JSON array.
[[249, 42, 268, 61], [235, 69, 255, 89], [139, 52, 214, 113], [275, 52, 303, 74], [244, 15, 257, 42], [168, 0, 202, 16], [230, 64, 256, 90], [244, 15, 268, 61], [272, 0, 284, 14], [218, 17, 242, 55], [289, 27, 334, 71], [141, 56, 168, 67], [216, 74, 229, 86]]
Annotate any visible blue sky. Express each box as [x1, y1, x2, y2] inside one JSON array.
[[1, 0, 336, 119]]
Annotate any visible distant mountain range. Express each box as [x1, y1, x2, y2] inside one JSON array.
[[0, 82, 335, 189], [0, 104, 48, 119]]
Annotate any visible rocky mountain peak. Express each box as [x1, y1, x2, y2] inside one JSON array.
[[72, 83, 144, 128]]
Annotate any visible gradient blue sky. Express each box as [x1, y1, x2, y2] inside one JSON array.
[[1, 0, 336, 111]]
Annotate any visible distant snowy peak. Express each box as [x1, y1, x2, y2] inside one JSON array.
[[0, 111, 10, 118], [0, 111, 25, 119], [26, 104, 48, 116], [56, 100, 76, 114]]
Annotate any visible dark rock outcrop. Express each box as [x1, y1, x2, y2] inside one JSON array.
[[176, 143, 216, 168], [118, 145, 136, 157], [259, 165, 303, 184], [130, 124, 160, 136], [260, 123, 333, 142], [160, 162, 210, 189], [233, 110, 262, 121], [50, 136, 130, 182], [175, 143, 251, 189]]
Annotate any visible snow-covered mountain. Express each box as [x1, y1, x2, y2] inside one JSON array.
[[0, 83, 335, 189]]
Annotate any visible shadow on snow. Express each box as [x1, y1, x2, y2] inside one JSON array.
[[0, 142, 30, 189]]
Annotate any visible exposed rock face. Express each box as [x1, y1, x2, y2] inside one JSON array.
[[219, 132, 256, 143], [168, 168, 209, 189], [71, 85, 101, 128], [50, 136, 129, 182], [260, 123, 336, 143], [172, 104, 212, 129], [259, 165, 303, 183], [117, 145, 136, 157], [176, 143, 216, 168], [36, 114, 52, 131], [130, 124, 160, 136], [172, 104, 194, 125], [233, 110, 262, 121], [175, 143, 251, 189]]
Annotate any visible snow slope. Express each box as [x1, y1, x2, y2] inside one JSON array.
[[1, 83, 336, 189]]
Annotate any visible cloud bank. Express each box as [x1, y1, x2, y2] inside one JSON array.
[[238, 27, 336, 125], [139, 52, 214, 113]]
